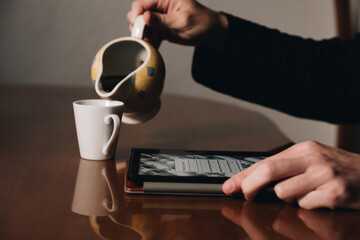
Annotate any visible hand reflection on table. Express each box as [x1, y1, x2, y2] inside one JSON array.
[[222, 201, 360, 240]]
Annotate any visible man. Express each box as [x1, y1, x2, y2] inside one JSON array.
[[128, 0, 360, 209]]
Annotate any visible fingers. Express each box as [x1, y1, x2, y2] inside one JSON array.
[[222, 162, 259, 194], [221, 144, 302, 195], [127, 0, 226, 47], [223, 141, 320, 196], [244, 157, 310, 200], [127, 1, 144, 25], [127, 0, 162, 24], [297, 179, 346, 209], [127, 0, 189, 45], [223, 141, 336, 200], [273, 174, 319, 202], [128, 0, 178, 25], [224, 141, 360, 210], [223, 156, 309, 200], [273, 155, 333, 201]]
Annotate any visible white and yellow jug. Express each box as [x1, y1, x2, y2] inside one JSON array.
[[91, 16, 165, 124]]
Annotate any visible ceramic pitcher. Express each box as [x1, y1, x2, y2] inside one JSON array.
[[91, 16, 165, 124]]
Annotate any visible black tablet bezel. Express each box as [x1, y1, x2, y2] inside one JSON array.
[[127, 148, 272, 185]]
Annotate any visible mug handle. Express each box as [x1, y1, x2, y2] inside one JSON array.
[[131, 15, 145, 39], [102, 114, 120, 156], [101, 167, 119, 213]]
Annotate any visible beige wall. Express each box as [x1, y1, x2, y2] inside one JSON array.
[[0, 0, 338, 146]]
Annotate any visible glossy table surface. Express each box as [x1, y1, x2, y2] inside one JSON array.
[[1, 84, 360, 240]]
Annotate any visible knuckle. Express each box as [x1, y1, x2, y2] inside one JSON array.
[[131, 1, 140, 10], [320, 165, 337, 179], [327, 179, 347, 208], [240, 179, 254, 199], [177, 11, 192, 26], [306, 151, 329, 165], [127, 11, 133, 23], [325, 197, 340, 209], [310, 156, 339, 179], [260, 161, 278, 180], [241, 187, 253, 200], [241, 184, 250, 197], [232, 175, 242, 187], [300, 140, 323, 152]]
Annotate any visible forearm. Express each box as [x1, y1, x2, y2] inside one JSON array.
[[192, 13, 360, 124]]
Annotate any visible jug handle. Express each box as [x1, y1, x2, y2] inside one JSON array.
[[131, 15, 146, 39]]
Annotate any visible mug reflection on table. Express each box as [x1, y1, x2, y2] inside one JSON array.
[[72, 158, 121, 216]]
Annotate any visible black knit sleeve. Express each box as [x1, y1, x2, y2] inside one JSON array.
[[192, 13, 360, 124]]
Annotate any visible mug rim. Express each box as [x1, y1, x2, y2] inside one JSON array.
[[73, 99, 124, 108]]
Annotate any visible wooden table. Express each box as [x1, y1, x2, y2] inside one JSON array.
[[1, 84, 359, 240]]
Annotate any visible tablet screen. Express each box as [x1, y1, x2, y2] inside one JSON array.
[[138, 152, 266, 178], [126, 149, 277, 197], [127, 149, 271, 184]]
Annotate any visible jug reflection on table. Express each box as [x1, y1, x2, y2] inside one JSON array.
[[91, 15, 165, 125]]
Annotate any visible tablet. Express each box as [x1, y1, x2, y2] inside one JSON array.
[[125, 148, 273, 196]]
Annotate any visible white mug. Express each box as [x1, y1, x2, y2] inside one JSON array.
[[73, 99, 123, 160]]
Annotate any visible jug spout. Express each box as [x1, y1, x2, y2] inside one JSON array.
[[94, 71, 135, 102]]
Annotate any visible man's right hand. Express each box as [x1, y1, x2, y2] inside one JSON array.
[[127, 0, 228, 49]]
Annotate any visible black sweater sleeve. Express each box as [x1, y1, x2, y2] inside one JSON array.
[[192, 13, 360, 124]]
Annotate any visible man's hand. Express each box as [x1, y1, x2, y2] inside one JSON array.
[[127, 0, 228, 49], [223, 141, 360, 209]]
